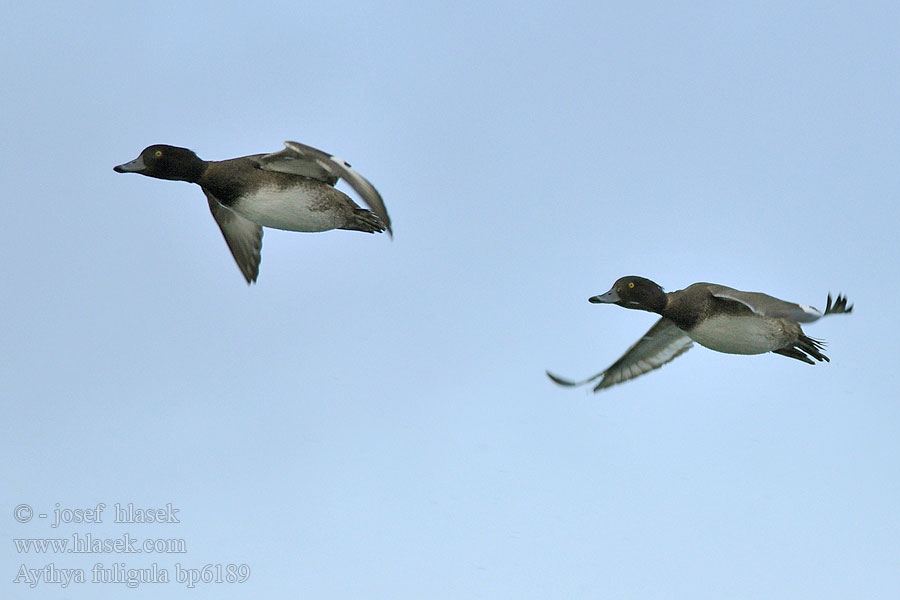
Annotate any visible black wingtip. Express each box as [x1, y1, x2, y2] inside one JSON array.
[[824, 293, 853, 316], [546, 369, 610, 390], [546, 370, 578, 387], [239, 263, 258, 285]]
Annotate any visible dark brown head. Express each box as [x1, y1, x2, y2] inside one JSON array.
[[589, 276, 667, 313], [114, 145, 206, 182]]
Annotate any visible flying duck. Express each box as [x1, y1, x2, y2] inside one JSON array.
[[114, 141, 391, 283], [547, 276, 852, 391]]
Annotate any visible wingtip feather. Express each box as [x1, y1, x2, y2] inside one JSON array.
[[546, 370, 579, 387]]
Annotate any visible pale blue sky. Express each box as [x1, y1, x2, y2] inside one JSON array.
[[2, 1, 899, 598]]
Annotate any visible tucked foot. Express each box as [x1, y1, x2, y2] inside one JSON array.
[[773, 334, 829, 364], [343, 208, 386, 234]]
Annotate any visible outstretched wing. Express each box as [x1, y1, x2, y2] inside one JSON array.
[[708, 285, 832, 323], [254, 143, 338, 184], [547, 318, 693, 391], [256, 141, 392, 236], [204, 190, 263, 284]]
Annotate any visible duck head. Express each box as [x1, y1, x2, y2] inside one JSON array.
[[589, 276, 667, 313], [114, 145, 205, 182]]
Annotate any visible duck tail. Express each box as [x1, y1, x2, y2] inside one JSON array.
[[343, 208, 386, 234]]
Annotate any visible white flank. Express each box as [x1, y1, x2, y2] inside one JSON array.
[[233, 186, 340, 232], [688, 315, 784, 355]]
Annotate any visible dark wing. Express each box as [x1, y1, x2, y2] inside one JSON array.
[[547, 318, 693, 391], [204, 190, 263, 284], [823, 293, 853, 316], [708, 285, 826, 323], [256, 141, 392, 236], [253, 144, 338, 184]]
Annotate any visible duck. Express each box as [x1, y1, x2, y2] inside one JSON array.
[[114, 141, 392, 283], [547, 276, 852, 391]]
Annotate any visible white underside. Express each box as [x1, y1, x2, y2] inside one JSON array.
[[687, 315, 785, 355], [231, 187, 342, 232]]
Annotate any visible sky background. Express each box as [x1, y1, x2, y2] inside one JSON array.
[[2, 1, 899, 598]]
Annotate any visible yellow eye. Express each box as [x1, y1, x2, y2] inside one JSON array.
[[628, 282, 635, 289], [154, 150, 163, 158]]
